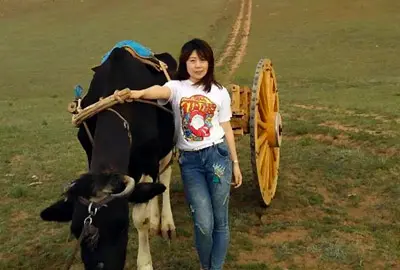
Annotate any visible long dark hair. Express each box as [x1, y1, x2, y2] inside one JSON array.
[[177, 38, 222, 93]]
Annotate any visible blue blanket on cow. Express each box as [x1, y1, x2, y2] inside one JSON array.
[[101, 40, 154, 64]]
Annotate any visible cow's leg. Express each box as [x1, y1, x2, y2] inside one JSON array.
[[132, 175, 153, 270], [149, 192, 160, 235], [158, 151, 176, 239]]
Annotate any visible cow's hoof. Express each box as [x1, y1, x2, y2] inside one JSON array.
[[138, 264, 153, 270], [161, 218, 176, 240], [161, 227, 176, 240]]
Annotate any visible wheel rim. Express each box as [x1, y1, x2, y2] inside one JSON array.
[[250, 59, 282, 206]]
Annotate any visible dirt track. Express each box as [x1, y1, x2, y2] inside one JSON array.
[[216, 0, 252, 80]]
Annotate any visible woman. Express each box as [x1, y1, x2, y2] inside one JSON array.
[[129, 38, 242, 270]]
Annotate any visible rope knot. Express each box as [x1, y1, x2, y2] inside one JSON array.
[[113, 90, 125, 104]]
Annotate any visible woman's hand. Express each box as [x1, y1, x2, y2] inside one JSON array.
[[129, 90, 145, 99], [232, 163, 243, 188]]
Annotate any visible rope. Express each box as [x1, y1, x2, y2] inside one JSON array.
[[124, 47, 162, 72], [134, 99, 173, 113], [106, 108, 132, 145], [159, 60, 171, 81], [64, 230, 84, 270], [83, 122, 94, 146], [71, 89, 173, 127]]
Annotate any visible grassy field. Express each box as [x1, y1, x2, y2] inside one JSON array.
[[1, 0, 399, 269]]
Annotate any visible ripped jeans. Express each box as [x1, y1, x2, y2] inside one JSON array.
[[179, 140, 232, 270]]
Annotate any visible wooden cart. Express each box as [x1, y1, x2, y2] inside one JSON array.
[[229, 59, 282, 206]]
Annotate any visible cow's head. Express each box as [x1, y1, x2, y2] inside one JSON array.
[[40, 173, 165, 270]]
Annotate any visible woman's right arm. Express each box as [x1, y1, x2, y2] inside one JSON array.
[[129, 85, 172, 100]]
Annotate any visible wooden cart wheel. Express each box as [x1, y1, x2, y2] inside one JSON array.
[[250, 59, 282, 206]]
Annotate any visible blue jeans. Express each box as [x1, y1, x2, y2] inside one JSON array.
[[178, 140, 232, 270]]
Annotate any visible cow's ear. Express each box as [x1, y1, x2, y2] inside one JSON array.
[[91, 65, 101, 72], [40, 198, 74, 222], [128, 183, 166, 203]]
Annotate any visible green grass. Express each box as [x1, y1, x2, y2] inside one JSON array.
[[1, 0, 400, 269]]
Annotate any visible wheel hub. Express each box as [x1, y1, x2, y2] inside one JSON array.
[[267, 112, 282, 147]]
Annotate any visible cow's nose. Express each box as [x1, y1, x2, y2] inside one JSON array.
[[96, 262, 104, 269]]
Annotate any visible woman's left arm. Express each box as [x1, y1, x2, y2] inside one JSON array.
[[220, 121, 243, 188]]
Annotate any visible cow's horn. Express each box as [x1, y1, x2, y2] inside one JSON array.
[[111, 176, 135, 198]]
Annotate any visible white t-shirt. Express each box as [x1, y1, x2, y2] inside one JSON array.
[[159, 79, 232, 151]]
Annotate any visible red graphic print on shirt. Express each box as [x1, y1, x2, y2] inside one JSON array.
[[180, 95, 217, 141]]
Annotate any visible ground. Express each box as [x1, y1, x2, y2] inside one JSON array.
[[0, 0, 399, 269]]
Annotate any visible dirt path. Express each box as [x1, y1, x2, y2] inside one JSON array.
[[215, 0, 245, 67], [227, 0, 252, 79], [216, 0, 252, 80]]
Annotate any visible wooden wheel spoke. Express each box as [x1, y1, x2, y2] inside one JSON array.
[[262, 72, 270, 108], [269, 150, 275, 184], [256, 109, 267, 130], [259, 78, 268, 117], [269, 95, 275, 114], [262, 151, 270, 191], [272, 147, 277, 161], [272, 78, 277, 109], [258, 140, 268, 169], [267, 77, 275, 112], [258, 100, 267, 123], [261, 150, 269, 190], [258, 117, 267, 130], [258, 132, 268, 149]]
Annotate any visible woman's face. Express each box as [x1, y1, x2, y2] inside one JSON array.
[[186, 50, 209, 83]]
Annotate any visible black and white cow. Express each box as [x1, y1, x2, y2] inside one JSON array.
[[40, 46, 177, 270]]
